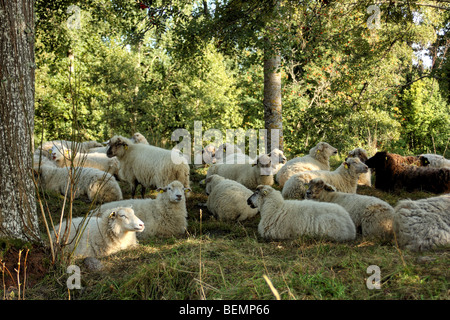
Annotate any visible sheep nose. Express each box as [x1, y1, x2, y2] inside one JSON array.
[[176, 194, 182, 199]]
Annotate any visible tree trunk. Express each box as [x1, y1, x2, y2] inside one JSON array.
[[263, 50, 283, 153], [0, 0, 39, 241]]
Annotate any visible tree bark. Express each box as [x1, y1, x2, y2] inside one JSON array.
[[263, 50, 283, 153], [0, 0, 39, 241]]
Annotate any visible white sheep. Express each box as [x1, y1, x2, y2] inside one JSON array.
[[306, 178, 394, 239], [247, 185, 356, 241], [282, 157, 368, 200], [97, 180, 190, 239], [106, 135, 190, 198], [38, 140, 103, 155], [201, 142, 244, 165], [51, 145, 120, 176], [205, 174, 259, 222], [53, 207, 144, 257], [206, 150, 285, 190], [419, 154, 450, 169], [393, 194, 450, 251], [276, 142, 338, 187], [130, 132, 149, 144], [347, 147, 372, 187], [35, 163, 123, 203]]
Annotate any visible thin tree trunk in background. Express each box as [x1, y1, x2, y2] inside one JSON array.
[[263, 50, 283, 153], [0, 0, 40, 241]]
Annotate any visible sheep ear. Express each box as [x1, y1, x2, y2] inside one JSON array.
[[124, 144, 129, 150], [262, 190, 268, 196], [324, 184, 335, 192], [109, 211, 116, 219], [344, 162, 349, 169], [184, 187, 192, 193]]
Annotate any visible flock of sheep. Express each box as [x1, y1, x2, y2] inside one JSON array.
[[32, 133, 450, 260]]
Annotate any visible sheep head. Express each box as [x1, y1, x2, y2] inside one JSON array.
[[343, 157, 369, 176], [157, 180, 191, 203], [365, 151, 390, 170], [247, 185, 274, 209], [305, 178, 336, 200], [204, 174, 224, 195], [107, 207, 145, 234], [106, 136, 131, 159], [311, 142, 338, 159], [347, 147, 369, 163], [419, 155, 430, 167], [130, 132, 149, 144]]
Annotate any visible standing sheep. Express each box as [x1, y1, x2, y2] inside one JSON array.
[[393, 194, 450, 251], [282, 157, 368, 200], [53, 207, 145, 257], [347, 147, 372, 187], [206, 150, 285, 190], [306, 178, 394, 239], [276, 142, 338, 187], [365, 151, 450, 193], [107, 135, 190, 198], [247, 185, 356, 241], [35, 163, 123, 203], [205, 174, 259, 222], [97, 180, 190, 239]]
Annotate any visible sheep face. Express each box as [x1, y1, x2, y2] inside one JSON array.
[[305, 178, 336, 200], [365, 151, 389, 170], [313, 142, 338, 158], [419, 155, 430, 167], [131, 132, 149, 144], [157, 181, 191, 203], [253, 150, 286, 175], [108, 207, 145, 233], [106, 136, 129, 158], [202, 144, 217, 164], [247, 185, 273, 209], [344, 157, 369, 175], [347, 148, 369, 163]]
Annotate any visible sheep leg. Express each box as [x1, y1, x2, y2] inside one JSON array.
[[131, 179, 139, 199], [141, 185, 146, 198]]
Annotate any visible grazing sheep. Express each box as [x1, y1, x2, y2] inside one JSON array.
[[51, 145, 120, 176], [97, 180, 190, 239], [419, 154, 450, 169], [365, 151, 450, 194], [306, 178, 394, 239], [206, 150, 286, 190], [276, 142, 338, 187], [205, 174, 259, 222], [393, 194, 450, 251], [53, 207, 144, 257], [35, 164, 123, 203], [247, 185, 356, 241], [347, 147, 372, 187], [282, 157, 368, 200], [107, 135, 190, 198]]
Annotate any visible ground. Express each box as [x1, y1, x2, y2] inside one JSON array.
[[0, 162, 449, 300]]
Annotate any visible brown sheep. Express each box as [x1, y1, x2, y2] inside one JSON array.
[[365, 151, 450, 194]]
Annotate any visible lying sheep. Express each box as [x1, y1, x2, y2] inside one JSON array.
[[206, 150, 286, 190], [205, 174, 259, 222], [347, 147, 371, 187], [107, 135, 190, 198], [393, 194, 450, 251], [53, 207, 144, 257], [97, 180, 190, 239], [35, 164, 123, 203], [201, 143, 244, 165], [419, 154, 450, 169], [247, 185, 356, 241], [365, 151, 450, 194], [306, 178, 394, 239], [276, 142, 338, 187], [51, 145, 120, 176], [38, 140, 103, 155], [282, 157, 368, 200]]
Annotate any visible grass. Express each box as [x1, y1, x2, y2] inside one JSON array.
[[2, 162, 449, 301]]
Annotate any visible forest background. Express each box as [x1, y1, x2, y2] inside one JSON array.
[[35, 0, 450, 159]]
